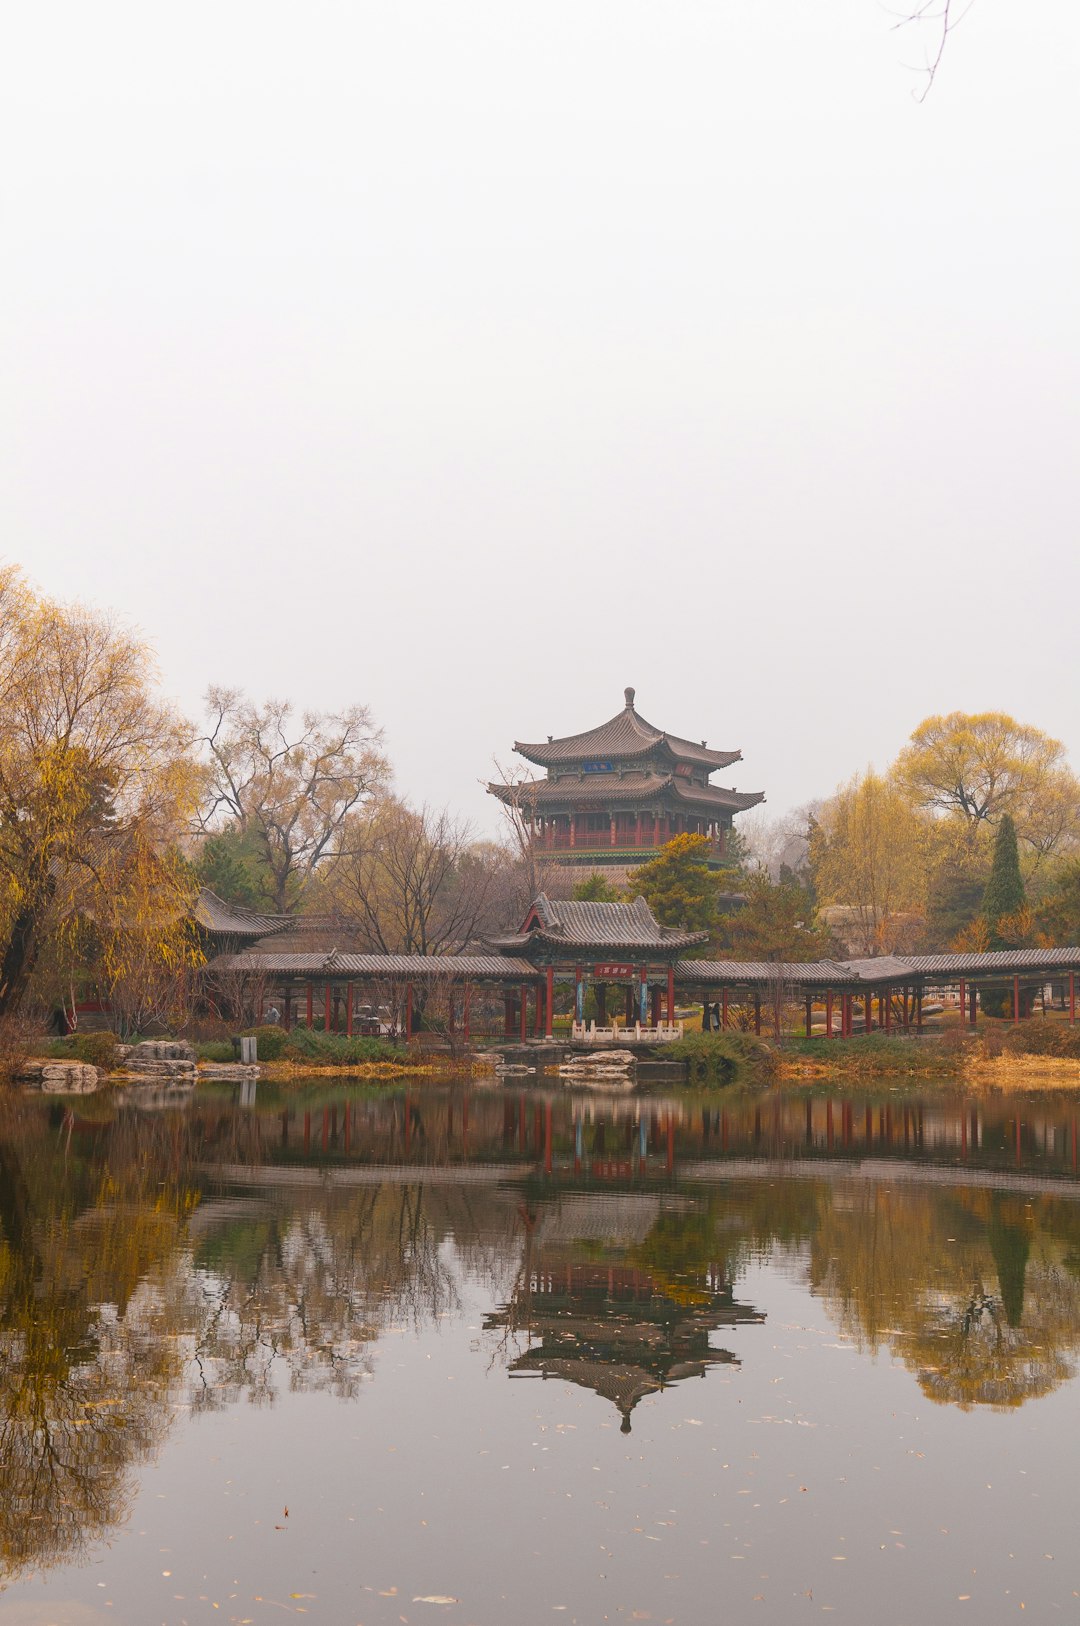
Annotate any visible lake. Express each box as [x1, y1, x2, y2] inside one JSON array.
[[2, 1080, 1080, 1625]]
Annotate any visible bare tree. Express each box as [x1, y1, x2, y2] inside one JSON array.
[[199, 688, 387, 914], [893, 0, 971, 100], [328, 800, 509, 955], [200, 959, 272, 1029], [487, 759, 559, 918]]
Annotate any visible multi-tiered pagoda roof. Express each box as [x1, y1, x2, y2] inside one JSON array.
[[488, 686, 764, 878]]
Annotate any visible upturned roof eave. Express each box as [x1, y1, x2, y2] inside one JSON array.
[[514, 736, 741, 772], [501, 926, 710, 955]]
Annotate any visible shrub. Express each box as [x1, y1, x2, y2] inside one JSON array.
[[277, 1026, 402, 1066], [667, 1030, 776, 1084], [196, 1041, 236, 1063], [1002, 1018, 1080, 1060], [69, 1031, 121, 1072], [239, 1025, 288, 1060]]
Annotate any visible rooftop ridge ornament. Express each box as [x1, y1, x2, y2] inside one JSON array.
[[624, 686, 636, 707]]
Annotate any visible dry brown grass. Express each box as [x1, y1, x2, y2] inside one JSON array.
[[257, 1060, 439, 1081], [961, 1053, 1080, 1092]]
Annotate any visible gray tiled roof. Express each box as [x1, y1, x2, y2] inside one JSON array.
[[488, 773, 764, 814], [194, 890, 291, 939], [901, 947, 1080, 976], [513, 689, 743, 772], [838, 955, 923, 982], [205, 951, 538, 979], [678, 959, 861, 987], [525, 894, 710, 950]]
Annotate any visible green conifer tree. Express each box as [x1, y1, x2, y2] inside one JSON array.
[[982, 814, 1025, 948]]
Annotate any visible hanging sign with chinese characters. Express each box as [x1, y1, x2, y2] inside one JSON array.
[[582, 760, 614, 773], [593, 962, 638, 979]]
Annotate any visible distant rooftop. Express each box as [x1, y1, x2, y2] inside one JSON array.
[[513, 686, 744, 772]]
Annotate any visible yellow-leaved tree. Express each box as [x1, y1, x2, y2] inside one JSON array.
[[0, 566, 203, 1026], [895, 711, 1080, 870], [811, 770, 929, 954]]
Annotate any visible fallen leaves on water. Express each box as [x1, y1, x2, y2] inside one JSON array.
[[412, 1597, 459, 1605]]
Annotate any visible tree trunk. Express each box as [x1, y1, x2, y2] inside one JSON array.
[[0, 895, 47, 1018]]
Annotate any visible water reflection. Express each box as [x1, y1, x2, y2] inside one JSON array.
[[4, 1083, 1080, 1586], [486, 1194, 765, 1431]]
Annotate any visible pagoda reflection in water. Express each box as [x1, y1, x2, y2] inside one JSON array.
[[486, 1194, 765, 1431]]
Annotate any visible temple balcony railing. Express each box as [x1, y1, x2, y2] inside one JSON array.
[[536, 835, 725, 861]]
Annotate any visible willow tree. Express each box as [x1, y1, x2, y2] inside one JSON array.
[[895, 712, 1080, 867], [0, 567, 202, 1021]]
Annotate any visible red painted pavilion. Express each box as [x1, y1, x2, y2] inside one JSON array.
[[487, 686, 764, 877]]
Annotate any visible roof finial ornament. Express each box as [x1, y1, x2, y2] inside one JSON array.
[[624, 686, 636, 708]]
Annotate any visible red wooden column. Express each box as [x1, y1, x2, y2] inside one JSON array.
[[1070, 971, 1076, 1025], [667, 965, 676, 1026], [884, 990, 891, 1033], [825, 989, 833, 1039], [346, 982, 354, 1037], [1013, 975, 1021, 1024], [805, 995, 812, 1037], [520, 983, 528, 1041], [283, 985, 292, 1031], [306, 984, 314, 1028], [916, 990, 923, 1031], [610, 815, 617, 847], [721, 988, 729, 1030], [405, 983, 414, 1040], [504, 993, 515, 1036], [865, 991, 872, 1033], [463, 983, 471, 1042], [325, 983, 332, 1033], [754, 993, 762, 1035], [958, 976, 966, 1032], [970, 983, 977, 1026], [545, 966, 554, 1038]]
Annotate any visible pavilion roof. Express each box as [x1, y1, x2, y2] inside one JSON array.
[[193, 889, 291, 940], [489, 894, 710, 954], [513, 687, 743, 772], [487, 772, 763, 814]]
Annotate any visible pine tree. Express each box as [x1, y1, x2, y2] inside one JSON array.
[[982, 814, 1025, 948]]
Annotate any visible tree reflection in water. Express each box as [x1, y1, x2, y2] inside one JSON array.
[[6, 1088, 1080, 1584], [805, 1183, 1080, 1408], [0, 1099, 478, 1581]]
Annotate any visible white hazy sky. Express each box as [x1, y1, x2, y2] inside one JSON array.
[[4, 1, 1078, 835]]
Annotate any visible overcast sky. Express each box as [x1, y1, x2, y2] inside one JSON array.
[[5, 1, 1078, 836]]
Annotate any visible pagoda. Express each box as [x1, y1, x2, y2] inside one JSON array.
[[488, 686, 764, 880]]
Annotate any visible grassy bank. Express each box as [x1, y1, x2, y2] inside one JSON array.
[[778, 1034, 962, 1082], [777, 1020, 1080, 1090]]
